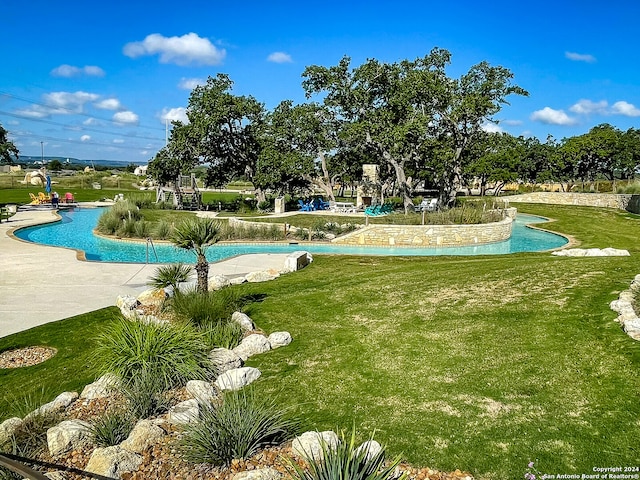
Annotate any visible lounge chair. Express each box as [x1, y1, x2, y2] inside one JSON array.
[[38, 192, 49, 203], [297, 199, 314, 212], [29, 193, 39, 205], [64, 192, 75, 204], [0, 205, 17, 222]]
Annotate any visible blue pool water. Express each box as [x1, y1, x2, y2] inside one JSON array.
[[14, 207, 568, 263]]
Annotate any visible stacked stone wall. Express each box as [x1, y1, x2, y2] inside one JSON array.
[[332, 217, 513, 247], [506, 192, 632, 210]]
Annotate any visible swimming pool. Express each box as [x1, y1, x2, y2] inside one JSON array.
[[14, 207, 568, 263]]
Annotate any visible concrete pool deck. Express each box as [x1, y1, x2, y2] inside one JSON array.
[[0, 208, 289, 339]]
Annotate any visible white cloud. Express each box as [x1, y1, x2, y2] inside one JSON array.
[[481, 121, 504, 133], [160, 107, 188, 124], [113, 111, 139, 125], [178, 77, 205, 90], [80, 135, 91, 142], [44, 91, 100, 112], [569, 99, 608, 115], [267, 52, 293, 63], [51, 64, 105, 77], [565, 51, 596, 63], [502, 119, 523, 126], [123, 32, 225, 66], [140, 150, 150, 156], [95, 98, 123, 110], [15, 108, 48, 119], [83, 118, 100, 126], [611, 101, 640, 117], [113, 139, 125, 144], [530, 107, 578, 125]]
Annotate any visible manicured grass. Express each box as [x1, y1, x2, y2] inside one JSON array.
[[1, 204, 639, 479], [0, 308, 120, 416]]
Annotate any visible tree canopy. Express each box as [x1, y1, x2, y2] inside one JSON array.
[[0, 123, 19, 164]]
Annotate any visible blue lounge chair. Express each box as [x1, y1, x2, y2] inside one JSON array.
[[298, 199, 314, 212]]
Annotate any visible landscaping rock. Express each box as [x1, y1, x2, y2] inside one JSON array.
[[120, 419, 166, 454], [136, 288, 167, 309], [245, 270, 280, 283], [283, 251, 313, 273], [186, 380, 217, 404], [80, 373, 119, 400], [46, 419, 92, 456], [44, 472, 68, 480], [610, 277, 640, 341], [209, 348, 243, 374], [232, 467, 282, 480], [85, 445, 143, 478], [215, 367, 261, 391], [210, 274, 231, 291], [355, 440, 382, 462], [229, 276, 248, 285], [28, 391, 78, 419], [291, 431, 340, 461], [552, 248, 630, 257], [233, 334, 271, 361], [116, 295, 139, 317], [167, 399, 200, 425], [0, 417, 23, 445], [267, 331, 292, 349], [232, 311, 255, 331]]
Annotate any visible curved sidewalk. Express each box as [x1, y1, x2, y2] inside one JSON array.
[[0, 208, 288, 339]]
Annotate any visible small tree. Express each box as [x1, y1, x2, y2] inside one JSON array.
[[170, 218, 221, 293], [0, 122, 19, 164]]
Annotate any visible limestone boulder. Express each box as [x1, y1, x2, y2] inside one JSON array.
[[292, 431, 340, 461], [167, 399, 200, 425], [229, 276, 247, 286], [209, 274, 231, 291], [267, 331, 292, 349], [233, 334, 271, 361], [245, 270, 280, 283], [209, 348, 243, 374], [47, 420, 92, 456], [116, 295, 139, 313], [80, 373, 119, 400], [283, 251, 313, 273], [85, 445, 143, 478], [136, 288, 167, 309], [232, 468, 282, 480], [28, 392, 78, 419], [0, 417, 23, 445], [186, 380, 217, 404], [215, 367, 261, 391], [120, 419, 166, 454], [231, 311, 255, 331], [354, 440, 382, 462]]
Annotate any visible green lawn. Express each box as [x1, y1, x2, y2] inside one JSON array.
[[1, 204, 639, 479]]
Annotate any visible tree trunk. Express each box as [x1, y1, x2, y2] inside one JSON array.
[[254, 188, 266, 204], [382, 152, 413, 213], [195, 254, 209, 293]]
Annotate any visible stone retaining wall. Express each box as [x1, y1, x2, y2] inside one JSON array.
[[332, 217, 513, 247], [506, 192, 633, 210]]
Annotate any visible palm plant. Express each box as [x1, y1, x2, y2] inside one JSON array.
[[170, 217, 222, 293], [147, 263, 193, 292]]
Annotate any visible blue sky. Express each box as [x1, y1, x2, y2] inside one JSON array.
[[1, 0, 639, 163]]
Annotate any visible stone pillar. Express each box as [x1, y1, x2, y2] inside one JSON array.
[[275, 197, 286, 214]]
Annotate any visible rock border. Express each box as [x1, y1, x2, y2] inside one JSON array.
[[610, 273, 640, 340]]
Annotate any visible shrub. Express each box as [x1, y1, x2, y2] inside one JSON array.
[[202, 321, 244, 350], [171, 288, 241, 330], [120, 367, 172, 420], [286, 428, 404, 480], [133, 219, 151, 238], [94, 316, 210, 391], [88, 408, 136, 447], [154, 219, 173, 239], [179, 389, 298, 466]]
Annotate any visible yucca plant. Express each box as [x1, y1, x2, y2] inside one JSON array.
[[179, 389, 298, 466], [286, 428, 405, 480], [94, 316, 210, 391]]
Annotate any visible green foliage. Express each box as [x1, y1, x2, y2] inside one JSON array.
[[286, 429, 403, 480], [120, 367, 172, 420], [170, 288, 241, 330], [94, 316, 210, 391], [88, 408, 136, 447], [153, 219, 174, 239], [179, 389, 299, 466], [203, 321, 244, 350], [147, 263, 192, 291], [95, 200, 143, 236], [617, 180, 640, 194]]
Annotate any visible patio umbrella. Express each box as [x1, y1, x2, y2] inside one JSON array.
[[45, 175, 51, 194]]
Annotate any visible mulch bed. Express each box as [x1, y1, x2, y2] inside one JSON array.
[[0, 346, 57, 368]]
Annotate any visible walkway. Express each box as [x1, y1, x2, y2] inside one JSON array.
[[0, 207, 288, 338]]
